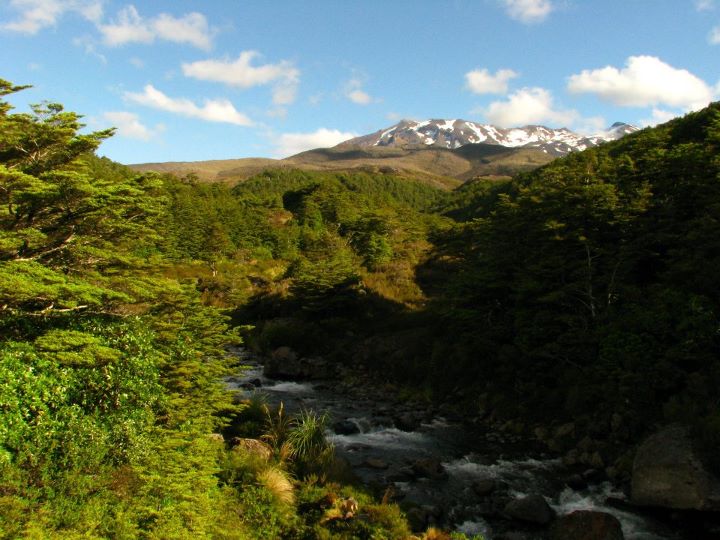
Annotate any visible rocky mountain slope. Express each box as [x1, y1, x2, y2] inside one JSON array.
[[129, 120, 638, 186], [339, 119, 638, 156]]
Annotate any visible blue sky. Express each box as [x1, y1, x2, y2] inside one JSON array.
[[1, 0, 718, 163]]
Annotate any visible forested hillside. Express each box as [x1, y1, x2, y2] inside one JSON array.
[[223, 104, 720, 480], [0, 80, 456, 538], [2, 77, 719, 538], [422, 104, 720, 470]]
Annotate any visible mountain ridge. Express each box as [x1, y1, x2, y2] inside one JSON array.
[[128, 119, 639, 186], [338, 118, 638, 156]]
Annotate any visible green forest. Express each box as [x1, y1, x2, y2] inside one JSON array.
[[2, 78, 719, 538]]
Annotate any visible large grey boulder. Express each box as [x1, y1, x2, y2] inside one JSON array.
[[550, 510, 624, 540], [631, 424, 720, 510], [504, 494, 556, 524]]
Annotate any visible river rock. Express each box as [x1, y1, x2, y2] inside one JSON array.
[[504, 494, 556, 524], [411, 457, 447, 480], [230, 437, 272, 460], [549, 510, 624, 540], [562, 473, 587, 490], [386, 466, 415, 482], [346, 443, 371, 452], [363, 458, 389, 470], [395, 412, 421, 432], [333, 419, 360, 435], [472, 478, 497, 496], [549, 422, 576, 452], [264, 346, 303, 378], [631, 424, 720, 510]]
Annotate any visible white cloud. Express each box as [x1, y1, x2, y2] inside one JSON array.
[[98, 5, 213, 50], [568, 55, 715, 111], [640, 108, 679, 127], [2, 0, 102, 34], [344, 78, 376, 105], [182, 51, 300, 105], [502, 0, 553, 24], [129, 57, 144, 69], [347, 89, 372, 105], [271, 78, 299, 105], [4, 1, 214, 49], [152, 12, 212, 50], [483, 87, 578, 127], [72, 34, 106, 63], [696, 0, 715, 11], [124, 85, 253, 126], [98, 5, 153, 45], [274, 128, 357, 157], [103, 111, 161, 141], [710, 25, 720, 44], [465, 68, 518, 94]]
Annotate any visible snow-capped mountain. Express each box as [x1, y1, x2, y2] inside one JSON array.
[[338, 119, 638, 156]]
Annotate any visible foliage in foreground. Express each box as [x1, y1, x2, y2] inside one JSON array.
[[0, 79, 436, 538], [0, 77, 246, 537]]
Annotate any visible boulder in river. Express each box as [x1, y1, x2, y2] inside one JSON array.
[[333, 419, 360, 435], [363, 457, 389, 470], [264, 346, 303, 378], [394, 412, 421, 432], [549, 510, 624, 540], [411, 457, 447, 480], [386, 466, 415, 482], [503, 494, 556, 524], [472, 478, 498, 496], [631, 424, 720, 510]]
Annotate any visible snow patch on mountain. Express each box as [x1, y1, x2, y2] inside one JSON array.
[[338, 119, 639, 156]]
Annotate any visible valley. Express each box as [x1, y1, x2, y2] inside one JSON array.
[[3, 1, 717, 538], [2, 80, 720, 539]]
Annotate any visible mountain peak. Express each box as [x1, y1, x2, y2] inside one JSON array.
[[336, 118, 638, 156]]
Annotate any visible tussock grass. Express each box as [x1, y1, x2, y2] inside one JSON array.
[[257, 466, 295, 506]]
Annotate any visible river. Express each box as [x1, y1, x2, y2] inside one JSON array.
[[226, 348, 693, 539]]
